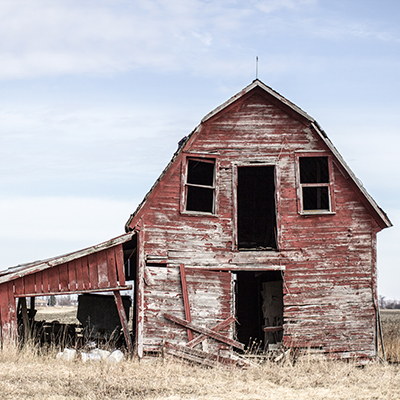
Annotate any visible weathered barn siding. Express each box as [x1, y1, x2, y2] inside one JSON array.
[[142, 267, 232, 354], [127, 85, 386, 358]]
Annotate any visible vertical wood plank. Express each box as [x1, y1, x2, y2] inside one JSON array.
[[35, 271, 43, 294], [97, 250, 109, 289], [115, 244, 126, 286], [136, 230, 145, 358], [107, 248, 118, 288], [48, 266, 60, 293], [24, 273, 36, 295], [0, 283, 10, 342], [68, 260, 77, 291], [13, 278, 24, 297], [180, 263, 193, 342], [0, 282, 17, 342], [75, 258, 84, 292], [42, 269, 49, 294], [8, 282, 17, 342], [81, 256, 90, 290], [58, 263, 69, 292], [88, 253, 98, 290]]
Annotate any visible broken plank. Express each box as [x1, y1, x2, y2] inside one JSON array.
[[164, 342, 249, 368], [187, 316, 236, 348], [164, 313, 244, 350]]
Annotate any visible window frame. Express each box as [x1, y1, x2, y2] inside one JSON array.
[[295, 152, 336, 215], [180, 155, 218, 216]]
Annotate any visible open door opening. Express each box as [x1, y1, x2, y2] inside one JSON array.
[[237, 165, 277, 250], [235, 271, 283, 352]]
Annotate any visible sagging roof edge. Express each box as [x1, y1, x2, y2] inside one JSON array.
[[311, 122, 392, 229], [124, 79, 392, 231], [0, 232, 136, 285]]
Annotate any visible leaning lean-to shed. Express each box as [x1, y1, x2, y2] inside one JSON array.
[[0, 80, 391, 361]]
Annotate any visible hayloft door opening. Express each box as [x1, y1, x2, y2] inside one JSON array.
[[237, 166, 277, 250], [235, 271, 283, 351]]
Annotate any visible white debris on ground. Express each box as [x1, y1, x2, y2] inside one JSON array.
[[56, 348, 124, 363]]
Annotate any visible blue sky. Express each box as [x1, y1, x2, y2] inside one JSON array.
[[0, 0, 399, 298]]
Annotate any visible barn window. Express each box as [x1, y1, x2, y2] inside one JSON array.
[[298, 155, 335, 213], [184, 158, 215, 214]]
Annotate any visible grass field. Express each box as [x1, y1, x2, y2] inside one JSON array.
[[0, 308, 398, 399]]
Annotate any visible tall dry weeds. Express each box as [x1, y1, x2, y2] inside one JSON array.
[[0, 343, 400, 400]]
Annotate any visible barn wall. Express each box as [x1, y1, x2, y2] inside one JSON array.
[[142, 266, 232, 354], [128, 88, 379, 358]]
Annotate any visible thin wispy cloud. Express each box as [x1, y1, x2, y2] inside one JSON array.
[[0, 0, 320, 79]]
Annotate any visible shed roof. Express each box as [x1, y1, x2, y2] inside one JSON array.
[[0, 232, 135, 285]]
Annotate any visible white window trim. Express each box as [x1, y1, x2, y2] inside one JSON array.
[[180, 155, 218, 216], [295, 152, 336, 215]]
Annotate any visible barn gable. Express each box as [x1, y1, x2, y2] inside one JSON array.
[[125, 80, 391, 232]]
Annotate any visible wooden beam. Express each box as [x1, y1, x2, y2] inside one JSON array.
[[164, 313, 245, 350], [179, 264, 193, 342], [16, 285, 132, 298], [263, 326, 283, 332], [113, 290, 132, 353], [186, 316, 236, 348]]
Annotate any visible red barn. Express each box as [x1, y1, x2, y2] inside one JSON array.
[[0, 80, 391, 361]]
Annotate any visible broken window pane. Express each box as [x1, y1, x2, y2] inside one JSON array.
[[185, 158, 215, 213], [187, 159, 214, 186], [300, 157, 329, 183]]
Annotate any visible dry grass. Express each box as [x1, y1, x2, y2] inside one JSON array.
[[380, 309, 400, 363], [0, 307, 399, 399], [1, 344, 400, 400]]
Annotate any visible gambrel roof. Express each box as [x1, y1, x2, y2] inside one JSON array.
[[125, 79, 392, 230]]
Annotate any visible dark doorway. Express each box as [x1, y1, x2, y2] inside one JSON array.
[[235, 271, 283, 351], [237, 166, 277, 250]]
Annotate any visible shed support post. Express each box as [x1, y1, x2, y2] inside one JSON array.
[[19, 297, 30, 343], [180, 264, 193, 342], [113, 290, 132, 353]]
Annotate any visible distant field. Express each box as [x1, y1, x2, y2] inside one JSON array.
[[380, 309, 400, 363], [35, 306, 79, 325]]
